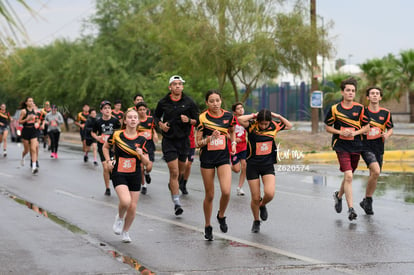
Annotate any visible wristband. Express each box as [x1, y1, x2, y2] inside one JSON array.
[[232, 141, 237, 145]]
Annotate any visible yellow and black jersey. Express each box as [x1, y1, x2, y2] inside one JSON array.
[[246, 120, 286, 165], [137, 116, 155, 141], [0, 110, 11, 127], [111, 110, 124, 121], [40, 107, 51, 121], [108, 130, 148, 175], [76, 111, 89, 125], [197, 109, 235, 165], [363, 106, 393, 154], [324, 101, 370, 152]]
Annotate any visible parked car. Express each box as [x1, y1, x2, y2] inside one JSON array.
[[10, 109, 23, 142]]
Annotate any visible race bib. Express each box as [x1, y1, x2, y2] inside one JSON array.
[[207, 135, 226, 151], [339, 127, 355, 141], [50, 120, 58, 127], [256, 141, 273, 156], [117, 157, 136, 173], [367, 127, 381, 140], [100, 134, 110, 143], [138, 130, 152, 140]]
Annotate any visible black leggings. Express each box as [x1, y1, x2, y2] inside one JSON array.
[[48, 130, 60, 153]]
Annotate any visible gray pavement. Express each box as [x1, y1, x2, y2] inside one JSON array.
[[1, 140, 414, 274]]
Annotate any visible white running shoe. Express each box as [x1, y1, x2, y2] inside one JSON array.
[[3, 150, 6, 157], [31, 167, 38, 174], [121, 231, 131, 243], [112, 214, 124, 235], [237, 187, 245, 196], [21, 158, 25, 166]]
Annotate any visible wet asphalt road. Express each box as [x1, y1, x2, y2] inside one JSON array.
[[1, 141, 414, 274]]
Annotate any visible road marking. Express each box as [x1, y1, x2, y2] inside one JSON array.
[[0, 172, 13, 178]]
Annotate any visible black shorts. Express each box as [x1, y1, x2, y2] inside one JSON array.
[[146, 140, 155, 162], [162, 137, 189, 163], [231, 150, 247, 165], [97, 143, 113, 162], [246, 163, 275, 180], [112, 173, 141, 192], [21, 127, 37, 140], [85, 138, 97, 146], [187, 148, 195, 162], [80, 128, 86, 141], [361, 150, 383, 169]]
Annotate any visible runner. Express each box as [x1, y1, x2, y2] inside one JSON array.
[[112, 99, 124, 124], [40, 101, 52, 150], [136, 102, 158, 195], [237, 109, 292, 233], [103, 108, 150, 243], [0, 103, 11, 157], [324, 77, 370, 221], [18, 97, 39, 174], [196, 90, 236, 241], [91, 101, 121, 196], [75, 104, 90, 162], [84, 109, 99, 166], [360, 86, 393, 215], [43, 105, 64, 159], [230, 102, 248, 196], [180, 124, 195, 195]]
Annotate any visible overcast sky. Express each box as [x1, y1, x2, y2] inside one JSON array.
[[9, 0, 414, 65]]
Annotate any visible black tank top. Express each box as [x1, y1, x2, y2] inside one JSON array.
[[23, 108, 36, 128]]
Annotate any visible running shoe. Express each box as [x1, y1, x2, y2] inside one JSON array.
[[32, 167, 38, 174], [174, 204, 183, 216], [259, 204, 268, 221], [216, 212, 228, 233], [360, 197, 374, 215], [333, 191, 342, 213], [112, 214, 124, 235], [21, 158, 25, 166], [251, 220, 261, 233], [348, 207, 357, 221], [54, 153, 58, 159], [145, 172, 151, 184], [236, 187, 245, 196], [141, 186, 147, 195], [204, 226, 213, 241], [3, 150, 6, 157], [93, 161, 98, 166], [50, 153, 54, 158], [121, 231, 131, 243], [84, 155, 88, 162], [179, 178, 188, 195], [105, 188, 111, 196]]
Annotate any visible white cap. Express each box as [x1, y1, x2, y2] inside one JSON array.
[[169, 75, 185, 84]]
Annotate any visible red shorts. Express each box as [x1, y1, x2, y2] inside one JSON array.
[[336, 151, 360, 172]]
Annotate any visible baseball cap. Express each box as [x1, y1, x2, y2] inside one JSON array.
[[100, 100, 111, 109], [169, 75, 185, 85]]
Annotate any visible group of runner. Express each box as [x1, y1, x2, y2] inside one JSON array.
[[2, 75, 393, 243]]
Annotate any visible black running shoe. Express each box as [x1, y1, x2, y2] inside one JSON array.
[[174, 204, 183, 216], [251, 220, 261, 233], [360, 197, 374, 215], [333, 191, 342, 213], [259, 205, 268, 221], [348, 207, 357, 221], [141, 187, 147, 195], [84, 155, 88, 162], [204, 226, 213, 241], [179, 178, 188, 195], [216, 211, 228, 233], [105, 188, 111, 196], [145, 173, 151, 184]]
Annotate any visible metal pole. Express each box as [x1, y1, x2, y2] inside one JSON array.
[[310, 0, 319, 133]]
